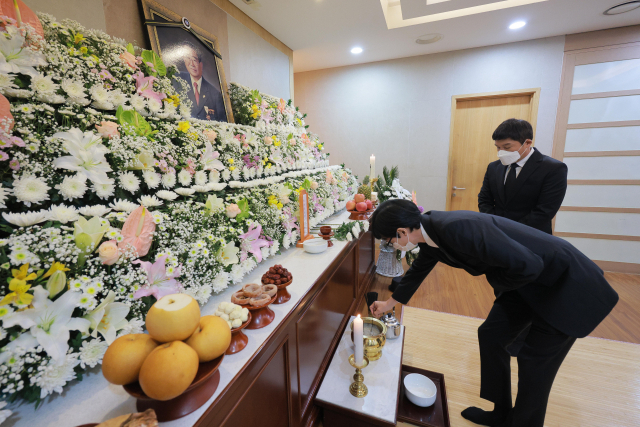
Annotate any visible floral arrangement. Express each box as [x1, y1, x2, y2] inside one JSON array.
[[334, 220, 369, 242], [0, 12, 358, 409]]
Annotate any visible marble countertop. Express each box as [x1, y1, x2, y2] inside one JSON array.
[[7, 210, 358, 427], [315, 316, 405, 425]]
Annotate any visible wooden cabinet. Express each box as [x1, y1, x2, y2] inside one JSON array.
[[196, 231, 376, 427]]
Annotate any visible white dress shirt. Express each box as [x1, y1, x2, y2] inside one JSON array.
[[420, 224, 438, 248], [504, 147, 535, 183]]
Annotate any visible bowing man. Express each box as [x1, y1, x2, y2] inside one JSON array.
[[478, 119, 567, 235], [369, 199, 618, 427]]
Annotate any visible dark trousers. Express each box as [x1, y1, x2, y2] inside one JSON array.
[[478, 291, 576, 427]]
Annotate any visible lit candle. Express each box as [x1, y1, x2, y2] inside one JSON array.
[[369, 155, 375, 180], [354, 314, 364, 366]]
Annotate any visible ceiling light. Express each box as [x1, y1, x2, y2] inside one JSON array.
[[509, 21, 526, 29], [416, 33, 444, 44], [351, 47, 363, 54], [604, 1, 640, 15]]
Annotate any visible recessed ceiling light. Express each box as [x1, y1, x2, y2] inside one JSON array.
[[509, 21, 526, 30], [351, 47, 363, 54], [604, 1, 640, 15], [415, 33, 443, 44]]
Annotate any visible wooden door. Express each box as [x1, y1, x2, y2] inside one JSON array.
[[446, 89, 540, 211]]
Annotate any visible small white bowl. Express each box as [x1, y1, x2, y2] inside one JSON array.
[[303, 238, 328, 254], [404, 373, 437, 407]]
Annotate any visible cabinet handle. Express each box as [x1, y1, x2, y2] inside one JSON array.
[[453, 186, 466, 190]]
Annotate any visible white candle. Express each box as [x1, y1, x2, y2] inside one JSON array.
[[354, 314, 364, 366], [371, 192, 378, 202], [369, 155, 375, 179]]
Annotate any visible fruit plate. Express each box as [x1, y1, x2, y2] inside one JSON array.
[[347, 208, 374, 220], [246, 293, 277, 330], [227, 312, 252, 355], [122, 354, 224, 422], [273, 278, 293, 305]]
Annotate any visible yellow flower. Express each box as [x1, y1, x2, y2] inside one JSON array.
[[277, 202, 283, 209], [69, 47, 76, 55], [188, 132, 199, 140], [250, 104, 261, 119], [177, 121, 191, 133], [262, 160, 266, 165], [43, 262, 69, 279], [0, 264, 37, 306], [74, 33, 85, 44], [229, 166, 236, 171], [228, 158, 234, 164], [80, 46, 88, 54], [274, 140, 281, 147], [266, 163, 272, 169], [296, 118, 303, 126], [166, 94, 180, 107], [318, 144, 324, 150], [90, 54, 100, 63]]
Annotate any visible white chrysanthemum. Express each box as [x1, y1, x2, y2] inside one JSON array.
[[230, 264, 243, 283], [163, 101, 177, 115], [179, 104, 191, 118], [195, 286, 212, 304], [178, 169, 192, 186], [221, 169, 231, 181], [209, 170, 220, 183], [346, 232, 353, 242], [147, 98, 162, 113], [241, 258, 257, 274], [174, 188, 195, 196], [117, 318, 145, 337], [79, 205, 112, 217], [139, 195, 163, 207], [0, 184, 12, 208], [282, 234, 291, 249], [363, 221, 370, 232], [109, 90, 127, 106], [0, 400, 12, 424], [109, 199, 138, 212], [33, 353, 80, 399], [31, 73, 58, 94], [13, 176, 50, 206], [156, 190, 178, 201], [61, 79, 85, 97], [212, 272, 229, 293], [161, 172, 176, 189], [93, 180, 115, 199], [143, 170, 161, 189], [194, 170, 208, 186], [129, 94, 146, 111], [231, 168, 241, 181], [0, 73, 17, 90], [119, 172, 141, 193], [55, 175, 88, 201], [90, 85, 110, 103], [260, 246, 270, 261], [79, 339, 108, 369], [270, 241, 280, 257], [2, 210, 48, 227], [48, 204, 80, 223], [192, 185, 209, 193]]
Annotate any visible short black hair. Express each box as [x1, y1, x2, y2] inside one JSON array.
[[492, 119, 533, 144], [183, 41, 203, 62], [369, 199, 422, 240]]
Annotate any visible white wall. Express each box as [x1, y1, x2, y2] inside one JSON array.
[[24, 0, 107, 32], [227, 16, 290, 100], [295, 36, 565, 211]]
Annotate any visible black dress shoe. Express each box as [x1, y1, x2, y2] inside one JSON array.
[[388, 276, 402, 292]]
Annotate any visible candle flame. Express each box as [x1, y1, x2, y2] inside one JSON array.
[[357, 314, 361, 319]]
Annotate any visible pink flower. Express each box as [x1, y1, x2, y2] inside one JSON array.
[[203, 129, 217, 143], [239, 222, 271, 263], [0, 151, 8, 161], [278, 98, 286, 113], [98, 240, 120, 265], [119, 51, 138, 70], [263, 136, 273, 145], [10, 136, 24, 147], [289, 138, 296, 146], [119, 206, 156, 257], [133, 255, 182, 299], [98, 69, 115, 82], [326, 170, 333, 184], [95, 121, 119, 139], [310, 181, 318, 190], [9, 159, 19, 170], [185, 158, 196, 175], [133, 71, 166, 102], [226, 204, 241, 218]]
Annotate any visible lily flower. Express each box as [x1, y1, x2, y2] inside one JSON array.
[[133, 71, 166, 102], [201, 143, 224, 171], [119, 206, 156, 257], [74, 216, 109, 253], [219, 241, 239, 266], [0, 31, 47, 77], [0, 264, 37, 306], [53, 129, 111, 185], [133, 255, 182, 299], [1, 286, 90, 364], [239, 222, 271, 263], [127, 150, 156, 171], [204, 195, 224, 215], [83, 291, 129, 344]]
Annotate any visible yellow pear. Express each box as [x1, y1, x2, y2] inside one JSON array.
[[186, 315, 231, 362], [102, 334, 159, 385], [145, 293, 200, 342], [139, 341, 199, 401]]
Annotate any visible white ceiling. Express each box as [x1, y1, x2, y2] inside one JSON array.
[[228, 0, 640, 72]]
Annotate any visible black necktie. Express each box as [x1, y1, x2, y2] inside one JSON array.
[[504, 164, 518, 199]]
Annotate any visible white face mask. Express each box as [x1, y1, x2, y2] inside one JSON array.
[[497, 143, 527, 166], [393, 229, 417, 251]]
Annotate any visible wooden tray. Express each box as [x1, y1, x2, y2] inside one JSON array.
[[348, 209, 374, 220], [397, 365, 451, 427]]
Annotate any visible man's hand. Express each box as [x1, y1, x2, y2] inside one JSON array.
[[370, 298, 397, 317]]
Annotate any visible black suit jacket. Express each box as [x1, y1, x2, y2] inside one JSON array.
[[392, 211, 618, 338], [175, 72, 227, 122], [478, 148, 567, 234]]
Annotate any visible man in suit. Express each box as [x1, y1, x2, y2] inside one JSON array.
[[174, 41, 227, 122], [369, 200, 618, 427], [478, 118, 568, 235]]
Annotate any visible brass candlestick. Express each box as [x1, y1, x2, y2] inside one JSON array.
[[348, 354, 370, 398]]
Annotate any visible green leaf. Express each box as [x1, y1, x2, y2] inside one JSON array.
[[126, 43, 135, 55], [236, 199, 250, 222], [141, 50, 167, 77], [301, 178, 312, 191], [287, 133, 293, 140]]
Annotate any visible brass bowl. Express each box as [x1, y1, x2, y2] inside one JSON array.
[[349, 317, 387, 361]]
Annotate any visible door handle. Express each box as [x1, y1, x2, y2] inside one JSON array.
[[453, 186, 466, 190]]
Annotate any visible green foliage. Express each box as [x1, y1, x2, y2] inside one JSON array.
[[374, 165, 400, 203], [141, 50, 167, 77], [126, 43, 135, 55], [236, 199, 250, 221], [116, 106, 157, 140]]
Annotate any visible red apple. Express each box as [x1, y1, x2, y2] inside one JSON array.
[[365, 200, 373, 210], [346, 200, 356, 211], [356, 202, 367, 212], [354, 194, 365, 203]]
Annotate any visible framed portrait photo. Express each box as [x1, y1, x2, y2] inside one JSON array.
[[141, 0, 234, 123]]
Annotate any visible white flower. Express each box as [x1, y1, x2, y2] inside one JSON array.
[[53, 129, 112, 184], [282, 234, 291, 249], [0, 401, 11, 424], [55, 175, 88, 201], [260, 246, 270, 260], [109, 89, 128, 106], [119, 172, 140, 193], [195, 170, 208, 186], [156, 190, 178, 201], [139, 195, 163, 207], [0, 31, 47, 77], [147, 98, 162, 113], [13, 176, 50, 206], [178, 169, 192, 186], [2, 210, 48, 227], [221, 169, 231, 181], [209, 170, 220, 183], [175, 188, 195, 196], [363, 221, 370, 232], [117, 318, 145, 337], [83, 291, 129, 344], [0, 72, 17, 90], [270, 241, 280, 256], [110, 199, 138, 212], [32, 353, 79, 399], [48, 204, 80, 223], [61, 79, 86, 98], [192, 185, 209, 193], [79, 339, 108, 369], [346, 232, 353, 242], [79, 205, 112, 217], [0, 184, 12, 208], [161, 172, 176, 189], [129, 94, 146, 111], [212, 272, 230, 293], [93, 180, 116, 199], [1, 287, 90, 364], [143, 170, 161, 189], [31, 73, 58, 94], [90, 85, 110, 104], [230, 264, 243, 283]]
